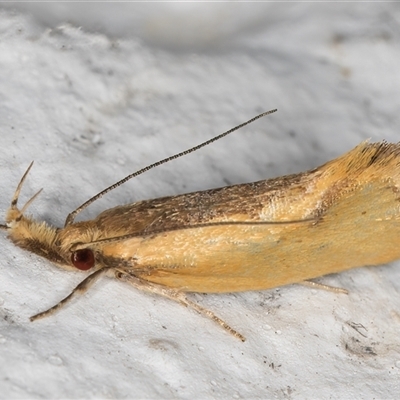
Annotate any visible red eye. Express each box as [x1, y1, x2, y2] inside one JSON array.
[[71, 249, 95, 270]]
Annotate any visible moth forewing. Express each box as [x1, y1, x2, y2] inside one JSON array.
[[92, 142, 400, 294]]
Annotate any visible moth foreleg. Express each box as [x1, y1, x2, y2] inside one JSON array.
[[30, 267, 111, 321], [115, 271, 246, 342], [301, 280, 349, 294]]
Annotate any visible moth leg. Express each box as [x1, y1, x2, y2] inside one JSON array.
[[301, 280, 349, 294], [30, 267, 111, 321], [115, 271, 246, 342]]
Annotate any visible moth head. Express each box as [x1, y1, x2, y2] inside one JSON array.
[[1, 163, 101, 273], [51, 220, 103, 272]]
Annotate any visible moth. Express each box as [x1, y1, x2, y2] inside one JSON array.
[[2, 109, 400, 341]]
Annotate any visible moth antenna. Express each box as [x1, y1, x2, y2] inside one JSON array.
[[11, 161, 34, 209], [64, 109, 278, 227]]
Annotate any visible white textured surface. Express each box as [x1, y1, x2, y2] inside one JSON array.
[[1, 4, 400, 399]]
